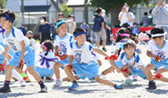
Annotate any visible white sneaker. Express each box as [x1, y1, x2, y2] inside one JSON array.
[[124, 79, 132, 85], [20, 80, 26, 87], [53, 79, 62, 87], [133, 76, 138, 81]]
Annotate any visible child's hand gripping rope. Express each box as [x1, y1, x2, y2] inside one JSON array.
[[153, 74, 163, 80], [0, 63, 6, 73], [68, 64, 74, 70], [55, 51, 67, 61], [105, 55, 117, 60], [155, 55, 162, 62], [17, 60, 24, 70]]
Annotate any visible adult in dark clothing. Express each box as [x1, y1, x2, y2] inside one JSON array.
[[39, 16, 51, 44]]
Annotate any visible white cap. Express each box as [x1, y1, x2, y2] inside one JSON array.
[[26, 30, 33, 35], [102, 9, 106, 13]]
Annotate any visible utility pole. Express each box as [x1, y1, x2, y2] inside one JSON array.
[[84, 0, 88, 23], [21, 0, 24, 24]]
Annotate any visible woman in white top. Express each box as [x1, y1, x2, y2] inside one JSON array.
[[118, 3, 135, 27]]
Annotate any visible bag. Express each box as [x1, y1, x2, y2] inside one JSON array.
[[92, 16, 102, 32]]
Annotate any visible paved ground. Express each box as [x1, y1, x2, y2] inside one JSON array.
[[0, 44, 168, 98]]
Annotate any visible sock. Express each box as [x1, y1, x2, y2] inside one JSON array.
[[12, 69, 23, 81], [126, 76, 131, 80], [20, 73, 26, 79], [38, 80, 45, 88], [56, 77, 61, 80], [149, 80, 154, 83], [72, 80, 78, 84], [4, 81, 10, 88]]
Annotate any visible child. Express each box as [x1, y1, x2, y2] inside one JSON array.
[[0, 44, 26, 87], [53, 19, 74, 86], [0, 10, 47, 93], [26, 30, 36, 51], [145, 27, 168, 89], [110, 39, 146, 85], [101, 28, 141, 82], [64, 28, 123, 90], [62, 39, 102, 82], [35, 40, 59, 82]]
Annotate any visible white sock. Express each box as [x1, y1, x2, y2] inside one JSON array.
[[126, 76, 131, 80], [12, 69, 23, 81]]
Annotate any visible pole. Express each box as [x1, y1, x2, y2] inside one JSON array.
[[21, 0, 24, 24]]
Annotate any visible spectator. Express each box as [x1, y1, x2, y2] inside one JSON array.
[[148, 9, 154, 26], [38, 16, 51, 44], [92, 7, 107, 52], [141, 12, 150, 27], [152, 0, 168, 39], [118, 3, 135, 27], [26, 30, 36, 51], [67, 14, 76, 34], [57, 12, 65, 20], [132, 23, 139, 36], [80, 19, 89, 31]]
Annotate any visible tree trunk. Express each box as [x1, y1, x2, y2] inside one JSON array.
[[110, 6, 121, 27]]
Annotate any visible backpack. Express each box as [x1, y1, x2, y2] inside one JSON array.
[[92, 16, 102, 32]]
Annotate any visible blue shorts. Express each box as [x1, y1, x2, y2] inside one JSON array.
[[34, 66, 54, 77], [57, 58, 69, 67], [9, 45, 35, 67], [0, 43, 14, 63], [73, 61, 99, 80], [115, 60, 123, 68], [151, 58, 168, 71], [130, 66, 146, 79]]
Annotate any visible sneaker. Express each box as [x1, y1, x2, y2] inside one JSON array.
[[69, 82, 79, 90], [114, 84, 123, 89], [53, 79, 62, 87], [20, 80, 26, 87], [146, 82, 157, 90], [133, 76, 138, 81], [23, 76, 31, 83], [102, 47, 107, 52], [39, 86, 48, 93], [124, 79, 132, 85], [0, 86, 11, 93], [46, 77, 54, 82]]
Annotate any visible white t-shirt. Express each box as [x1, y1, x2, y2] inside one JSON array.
[[0, 45, 4, 54], [117, 52, 144, 69], [67, 41, 94, 63], [118, 12, 135, 26], [3, 27, 30, 52], [29, 38, 36, 51], [0, 26, 4, 43], [91, 51, 100, 61], [147, 40, 168, 61], [54, 33, 73, 54], [35, 51, 60, 69]]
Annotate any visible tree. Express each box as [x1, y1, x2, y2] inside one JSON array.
[[59, 1, 72, 18], [90, 0, 150, 26], [0, 0, 7, 9]]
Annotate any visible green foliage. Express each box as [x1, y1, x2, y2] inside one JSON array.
[[90, 0, 150, 13], [0, 0, 7, 9], [59, 1, 73, 18]]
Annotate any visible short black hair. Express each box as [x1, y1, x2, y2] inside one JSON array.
[[41, 16, 47, 21], [144, 12, 148, 16], [95, 7, 102, 14], [151, 27, 164, 39], [73, 28, 86, 35], [115, 27, 130, 43], [0, 9, 15, 22]]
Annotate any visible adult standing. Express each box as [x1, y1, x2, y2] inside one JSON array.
[[141, 12, 150, 27], [92, 7, 107, 52], [80, 19, 89, 31], [39, 16, 51, 44], [118, 3, 135, 27], [67, 14, 76, 34], [152, 0, 168, 39]]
